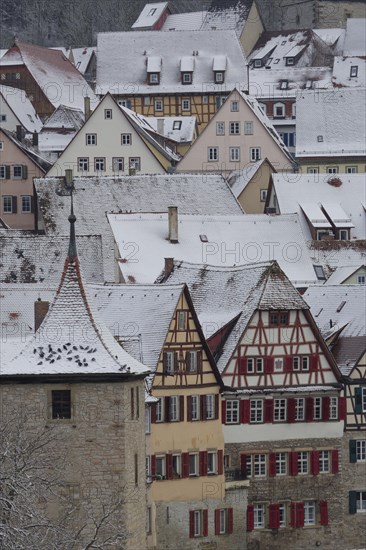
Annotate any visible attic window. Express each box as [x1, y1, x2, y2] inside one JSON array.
[[273, 59, 280, 64], [336, 301, 346, 312], [281, 41, 287, 46], [214, 72, 224, 83], [173, 121, 182, 130], [280, 80, 288, 90], [350, 66, 358, 77], [182, 73, 192, 84], [149, 73, 160, 85], [76, 61, 81, 68], [305, 80, 313, 89], [254, 59, 262, 68], [317, 135, 323, 142], [149, 8, 157, 15], [200, 234, 208, 242], [313, 265, 326, 280], [286, 57, 294, 66]]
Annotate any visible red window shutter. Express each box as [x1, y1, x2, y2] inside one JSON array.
[[265, 357, 274, 374], [290, 503, 296, 527], [338, 396, 346, 420], [187, 396, 192, 421], [290, 451, 298, 476], [320, 500, 329, 526], [215, 394, 219, 419], [323, 396, 330, 421], [201, 395, 207, 421], [296, 502, 304, 528], [218, 450, 223, 475], [180, 395, 185, 421], [165, 396, 170, 422], [310, 354, 318, 372], [228, 508, 233, 534], [182, 452, 189, 478], [284, 355, 293, 373], [189, 510, 195, 538], [166, 453, 173, 480], [203, 509, 208, 537], [151, 403, 156, 423], [311, 450, 319, 476], [199, 451, 208, 477], [221, 400, 226, 424], [305, 397, 314, 422], [287, 398, 296, 423], [163, 352, 168, 372], [331, 449, 339, 474], [269, 503, 280, 529], [151, 455, 156, 477], [214, 509, 220, 535], [246, 505, 254, 531], [197, 350, 203, 374], [240, 454, 247, 476], [240, 400, 250, 423], [264, 400, 273, 423], [269, 452, 277, 477], [239, 357, 246, 375]]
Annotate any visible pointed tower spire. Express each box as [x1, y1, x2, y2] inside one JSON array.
[[68, 192, 77, 261]]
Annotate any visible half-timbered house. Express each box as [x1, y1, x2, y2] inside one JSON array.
[[90, 282, 247, 549], [161, 260, 346, 549]]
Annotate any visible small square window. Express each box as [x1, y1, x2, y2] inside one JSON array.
[[230, 100, 239, 112], [253, 59, 262, 68], [357, 275, 365, 285], [51, 390, 71, 419], [121, 133, 132, 145], [208, 147, 219, 162], [0, 114, 6, 122], [346, 166, 357, 173], [173, 120, 182, 130], [229, 121, 240, 135], [104, 109, 112, 119], [280, 80, 288, 90], [182, 98, 191, 111], [86, 133, 97, 145], [129, 157, 141, 171], [244, 121, 253, 135], [286, 57, 294, 66], [317, 135, 324, 142], [155, 99, 163, 111], [182, 73, 192, 84], [149, 73, 159, 84], [215, 72, 224, 83]]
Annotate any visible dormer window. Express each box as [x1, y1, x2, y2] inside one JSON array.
[[149, 73, 160, 84], [147, 56, 162, 85], [280, 80, 288, 90], [180, 56, 195, 85], [273, 102, 285, 118], [254, 59, 262, 68], [214, 71, 224, 83], [182, 72, 192, 84], [213, 55, 227, 84], [286, 57, 294, 66], [149, 8, 156, 16], [350, 66, 358, 77]]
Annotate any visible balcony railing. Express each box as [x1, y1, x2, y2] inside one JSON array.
[[225, 469, 247, 482]]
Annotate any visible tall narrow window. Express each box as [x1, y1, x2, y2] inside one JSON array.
[[51, 390, 71, 419]]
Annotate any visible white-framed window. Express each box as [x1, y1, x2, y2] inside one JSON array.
[[274, 358, 284, 372], [230, 100, 239, 112], [0, 165, 5, 179], [214, 71, 224, 83], [260, 189, 267, 202], [118, 99, 131, 108], [170, 396, 180, 421], [338, 229, 348, 240], [254, 504, 265, 529], [346, 166, 358, 173], [78, 157, 89, 171], [206, 394, 215, 420], [250, 147, 261, 161], [279, 503, 287, 527], [145, 407, 151, 434], [164, 351, 175, 374], [319, 450, 330, 473], [104, 108, 112, 119], [129, 157, 141, 171], [13, 165, 22, 179], [226, 400, 239, 424], [274, 399, 287, 422], [250, 399, 263, 423], [276, 452, 287, 475], [182, 98, 190, 111], [350, 66, 358, 77], [229, 147, 240, 162], [173, 120, 182, 130], [112, 157, 124, 172], [21, 195, 31, 213], [298, 451, 309, 474], [94, 157, 105, 171], [294, 356, 309, 371], [3, 196, 13, 213], [254, 454, 266, 477], [191, 395, 200, 421], [286, 57, 294, 66], [327, 167, 338, 174], [244, 121, 253, 135], [154, 99, 163, 111], [307, 167, 319, 174], [216, 121, 225, 135], [193, 510, 203, 536], [86, 133, 97, 145], [208, 147, 219, 161], [314, 397, 322, 420], [295, 398, 305, 421], [247, 357, 264, 374], [149, 73, 159, 84], [280, 80, 288, 90], [329, 397, 338, 419], [358, 275, 366, 285], [156, 398, 164, 422], [218, 509, 228, 534], [171, 453, 181, 478], [144, 96, 151, 106], [229, 121, 240, 135], [356, 441, 366, 462], [356, 491, 366, 512], [189, 453, 198, 476], [245, 455, 253, 477], [207, 451, 217, 475], [121, 133, 132, 145], [182, 73, 192, 84], [177, 311, 187, 330], [304, 501, 316, 526], [256, 358, 264, 373], [156, 455, 166, 480], [187, 351, 198, 373], [273, 102, 285, 118]]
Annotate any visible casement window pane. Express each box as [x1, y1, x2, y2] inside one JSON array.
[[13, 165, 22, 178], [279, 503, 286, 527], [207, 451, 217, 474], [356, 492, 366, 512], [3, 196, 12, 213], [189, 453, 198, 476], [229, 147, 240, 161], [113, 157, 124, 172], [302, 356, 309, 371], [250, 147, 261, 162], [298, 451, 309, 474], [156, 455, 166, 479], [295, 398, 305, 420], [172, 454, 182, 477], [94, 158, 105, 171], [246, 455, 252, 477], [78, 157, 89, 171], [274, 399, 286, 421], [256, 358, 264, 373], [154, 100, 163, 111], [178, 311, 187, 330], [121, 133, 132, 145], [219, 509, 227, 533], [208, 147, 219, 161], [314, 397, 322, 420], [329, 397, 338, 419], [194, 510, 202, 535], [21, 196, 31, 213], [51, 390, 71, 419], [356, 440, 366, 462], [230, 100, 239, 112], [182, 99, 190, 111], [247, 358, 254, 373], [273, 102, 285, 117], [229, 121, 240, 135], [276, 452, 287, 475], [146, 456, 151, 478], [362, 388, 366, 412], [187, 351, 198, 372], [145, 408, 151, 434], [149, 73, 159, 84], [304, 501, 316, 525], [192, 395, 200, 420], [170, 396, 179, 421], [164, 351, 175, 374], [86, 133, 97, 145], [254, 504, 265, 528], [216, 122, 225, 135], [250, 399, 263, 423], [226, 400, 239, 423], [319, 450, 330, 473], [129, 157, 141, 170], [206, 395, 215, 419], [254, 454, 266, 477], [0, 165, 6, 178], [244, 121, 253, 134], [104, 109, 112, 119], [156, 398, 163, 422]]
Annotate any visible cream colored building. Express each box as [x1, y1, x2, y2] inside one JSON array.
[[227, 157, 276, 213]]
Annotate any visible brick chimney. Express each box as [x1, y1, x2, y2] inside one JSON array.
[[164, 257, 174, 278], [168, 206, 178, 243], [34, 299, 49, 332], [84, 96, 91, 121]]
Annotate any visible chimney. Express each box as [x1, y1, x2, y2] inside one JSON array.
[[157, 118, 164, 135], [34, 299, 49, 332], [168, 206, 178, 243], [65, 169, 73, 188], [164, 257, 174, 278], [32, 131, 38, 147], [16, 125, 23, 142], [84, 96, 91, 121]]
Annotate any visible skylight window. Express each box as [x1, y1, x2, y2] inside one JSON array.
[[305, 80, 313, 89], [313, 265, 325, 281], [280, 80, 288, 90], [317, 135, 324, 142], [149, 8, 157, 16], [336, 301, 346, 312], [200, 234, 208, 242]]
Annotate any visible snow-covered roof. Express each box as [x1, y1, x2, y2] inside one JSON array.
[[228, 159, 267, 198], [324, 265, 365, 286], [42, 104, 84, 130], [2, 214, 149, 378], [272, 173, 366, 240], [0, 85, 42, 132], [313, 28, 345, 50], [0, 42, 98, 111], [72, 47, 96, 74], [201, 0, 254, 34], [343, 19, 366, 57], [162, 11, 208, 31], [107, 212, 318, 287], [0, 233, 104, 284], [89, 283, 184, 371], [304, 284, 366, 374], [0, 49, 7, 59], [1, 128, 51, 172], [0, 284, 56, 333], [296, 88, 366, 157], [248, 66, 333, 98], [308, 240, 366, 279], [160, 260, 307, 372], [128, 113, 196, 143], [132, 2, 169, 29], [35, 174, 242, 282], [332, 56, 366, 88], [96, 30, 248, 95]]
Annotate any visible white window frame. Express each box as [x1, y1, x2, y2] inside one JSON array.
[[253, 504, 265, 529], [173, 120, 182, 130], [298, 451, 309, 475], [187, 351, 198, 373], [295, 398, 305, 421], [229, 147, 240, 162], [250, 147, 261, 162], [172, 453, 182, 478], [156, 455, 166, 480], [193, 510, 203, 536], [208, 147, 219, 162], [357, 275, 365, 285], [121, 133, 132, 145], [226, 400, 239, 424], [104, 108, 112, 119], [154, 99, 163, 111], [189, 453, 199, 476], [149, 73, 159, 84], [230, 100, 239, 112], [182, 72, 192, 83], [129, 157, 141, 171], [244, 121, 253, 135], [177, 310, 187, 330], [164, 351, 175, 374], [145, 407, 151, 434], [254, 454, 266, 477], [215, 72, 224, 83], [356, 441, 366, 462], [3, 196, 12, 213], [21, 195, 31, 213], [273, 102, 285, 118], [170, 396, 180, 422], [0, 165, 5, 179], [329, 397, 338, 419], [156, 398, 164, 422], [327, 166, 338, 174], [304, 501, 316, 525], [279, 503, 287, 527], [112, 157, 124, 172], [307, 167, 319, 174], [86, 133, 97, 145], [216, 121, 225, 135], [206, 394, 215, 420], [207, 451, 217, 475], [229, 121, 240, 135], [219, 509, 227, 534], [276, 452, 287, 475], [12, 165, 22, 179], [250, 399, 263, 423], [274, 399, 287, 422], [191, 395, 200, 421], [319, 450, 330, 473], [346, 166, 358, 174], [256, 358, 264, 373], [94, 157, 105, 172], [181, 98, 190, 111], [356, 491, 366, 512], [350, 65, 358, 77], [78, 157, 89, 172], [314, 397, 322, 420]]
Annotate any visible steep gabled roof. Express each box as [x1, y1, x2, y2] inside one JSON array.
[[0, 84, 42, 132], [42, 104, 84, 130], [4, 202, 149, 378], [0, 128, 51, 172]]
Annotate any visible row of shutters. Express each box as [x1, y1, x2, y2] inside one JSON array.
[[240, 450, 339, 477], [238, 355, 319, 374], [163, 350, 203, 373], [151, 395, 219, 423], [222, 397, 346, 424], [151, 450, 224, 479], [1, 165, 28, 180], [189, 509, 234, 538], [247, 501, 329, 530]]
